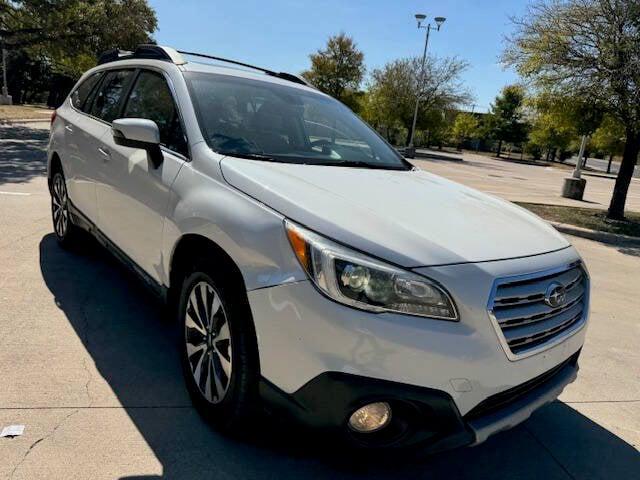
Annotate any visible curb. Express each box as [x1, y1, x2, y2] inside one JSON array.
[[549, 221, 640, 247]]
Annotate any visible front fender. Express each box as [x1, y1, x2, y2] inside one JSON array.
[[162, 154, 306, 291]]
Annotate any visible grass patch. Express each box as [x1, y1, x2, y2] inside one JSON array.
[[516, 202, 640, 238], [0, 104, 52, 121]]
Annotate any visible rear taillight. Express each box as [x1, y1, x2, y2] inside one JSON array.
[[50, 110, 57, 126]]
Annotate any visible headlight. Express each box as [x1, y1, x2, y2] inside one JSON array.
[[285, 221, 458, 320]]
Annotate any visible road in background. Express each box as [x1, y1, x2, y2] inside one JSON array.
[[414, 149, 640, 212], [566, 156, 639, 178], [0, 124, 638, 479]]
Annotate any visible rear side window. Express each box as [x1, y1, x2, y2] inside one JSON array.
[[70, 72, 103, 112], [89, 70, 134, 123], [123, 70, 188, 156]]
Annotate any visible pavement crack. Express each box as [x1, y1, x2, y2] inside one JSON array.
[[9, 409, 79, 479], [82, 358, 94, 407]]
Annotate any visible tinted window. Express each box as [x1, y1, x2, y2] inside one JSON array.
[[90, 70, 134, 123], [70, 72, 103, 112], [185, 72, 408, 170], [123, 71, 188, 156]]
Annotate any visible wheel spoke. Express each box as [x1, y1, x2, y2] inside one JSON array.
[[204, 354, 214, 401], [212, 353, 227, 398], [193, 349, 207, 386], [218, 349, 232, 378], [185, 311, 206, 336], [188, 291, 207, 333], [186, 341, 206, 359], [209, 294, 221, 322], [194, 285, 210, 331], [216, 320, 230, 342]]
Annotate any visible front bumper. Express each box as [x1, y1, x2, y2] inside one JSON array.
[[259, 351, 579, 450]]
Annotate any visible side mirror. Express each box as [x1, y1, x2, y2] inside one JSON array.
[[112, 118, 163, 168]]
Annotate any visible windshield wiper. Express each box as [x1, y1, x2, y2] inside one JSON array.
[[309, 160, 409, 170], [217, 151, 276, 161]]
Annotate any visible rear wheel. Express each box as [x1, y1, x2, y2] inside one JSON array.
[[51, 170, 80, 248], [177, 259, 259, 432]]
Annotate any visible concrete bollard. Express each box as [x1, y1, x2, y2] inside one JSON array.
[[562, 177, 586, 200]]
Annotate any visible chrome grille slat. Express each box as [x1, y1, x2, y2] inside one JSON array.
[[488, 263, 588, 358], [495, 284, 585, 325], [493, 267, 582, 305], [503, 302, 583, 344]]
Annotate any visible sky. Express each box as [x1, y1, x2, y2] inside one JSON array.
[[150, 0, 530, 113]]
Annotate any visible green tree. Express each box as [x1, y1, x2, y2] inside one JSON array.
[[451, 112, 479, 149], [365, 56, 470, 145], [301, 32, 365, 109], [528, 112, 575, 161], [591, 116, 626, 172], [504, 0, 640, 219], [528, 92, 604, 162], [486, 85, 528, 157], [1, 0, 157, 103]]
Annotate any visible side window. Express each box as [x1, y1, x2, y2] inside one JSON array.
[[90, 70, 134, 123], [123, 70, 188, 156], [70, 72, 103, 112]]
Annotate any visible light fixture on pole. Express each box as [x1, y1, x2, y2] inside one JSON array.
[[406, 13, 446, 157]]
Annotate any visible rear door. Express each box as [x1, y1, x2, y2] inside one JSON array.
[[96, 69, 188, 282], [63, 71, 104, 222]]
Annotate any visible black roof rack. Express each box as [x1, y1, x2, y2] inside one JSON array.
[[97, 49, 133, 65], [177, 50, 313, 88], [96, 45, 313, 88], [97, 45, 187, 66]]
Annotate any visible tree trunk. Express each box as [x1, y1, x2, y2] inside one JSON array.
[[607, 130, 640, 220], [607, 154, 613, 174], [496, 139, 503, 157]]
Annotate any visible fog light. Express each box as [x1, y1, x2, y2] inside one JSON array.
[[348, 402, 392, 433]]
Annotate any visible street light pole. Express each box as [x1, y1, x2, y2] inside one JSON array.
[[407, 14, 445, 155], [2, 42, 8, 97]]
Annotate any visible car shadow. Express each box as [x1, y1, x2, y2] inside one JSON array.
[[0, 124, 49, 185], [38, 233, 640, 479]]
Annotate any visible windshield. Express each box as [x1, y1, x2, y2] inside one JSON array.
[[185, 72, 410, 170]]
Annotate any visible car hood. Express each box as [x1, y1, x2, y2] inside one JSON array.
[[220, 158, 570, 267]]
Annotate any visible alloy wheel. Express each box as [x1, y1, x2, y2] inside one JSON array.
[[52, 174, 69, 238], [185, 281, 233, 404]]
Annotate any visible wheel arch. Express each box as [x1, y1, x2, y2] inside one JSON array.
[[168, 233, 248, 300]]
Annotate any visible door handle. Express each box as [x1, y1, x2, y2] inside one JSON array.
[[98, 147, 111, 161], [65, 125, 74, 133]]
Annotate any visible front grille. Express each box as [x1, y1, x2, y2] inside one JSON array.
[[488, 263, 588, 358]]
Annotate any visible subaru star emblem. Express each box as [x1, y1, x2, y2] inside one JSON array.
[[544, 282, 566, 308]]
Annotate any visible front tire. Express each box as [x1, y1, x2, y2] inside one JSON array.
[[51, 170, 80, 248], [177, 260, 259, 432]]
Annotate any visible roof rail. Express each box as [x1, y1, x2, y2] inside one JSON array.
[[96, 45, 312, 88], [177, 50, 313, 88], [97, 49, 133, 65], [97, 45, 187, 66]]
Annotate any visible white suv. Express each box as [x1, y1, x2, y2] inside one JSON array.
[[48, 45, 589, 451]]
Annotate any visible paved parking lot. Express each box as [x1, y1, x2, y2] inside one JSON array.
[[413, 150, 640, 212], [0, 124, 638, 479]]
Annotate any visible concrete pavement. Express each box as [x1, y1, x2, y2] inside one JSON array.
[[0, 124, 638, 479], [413, 150, 640, 212]]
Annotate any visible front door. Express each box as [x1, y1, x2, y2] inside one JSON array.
[[96, 69, 189, 283]]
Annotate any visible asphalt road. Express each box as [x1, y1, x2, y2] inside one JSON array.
[[566, 156, 639, 178], [0, 123, 638, 479], [413, 149, 640, 212]]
